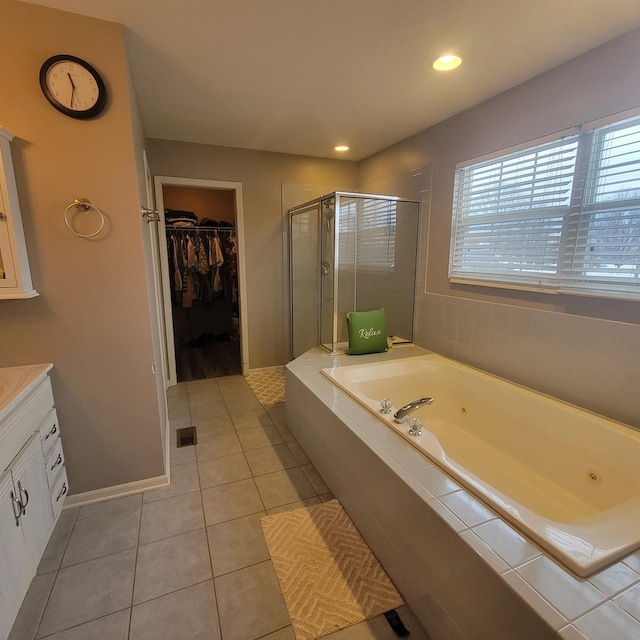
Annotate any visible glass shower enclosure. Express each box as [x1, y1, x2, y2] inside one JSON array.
[[289, 192, 420, 358]]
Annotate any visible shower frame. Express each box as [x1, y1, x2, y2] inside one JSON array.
[[288, 191, 420, 358]]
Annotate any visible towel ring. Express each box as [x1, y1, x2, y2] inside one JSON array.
[[64, 198, 105, 238]]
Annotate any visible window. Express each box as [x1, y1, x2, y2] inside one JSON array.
[[339, 197, 396, 271], [449, 112, 640, 300]]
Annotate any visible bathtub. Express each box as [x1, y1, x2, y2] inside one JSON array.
[[321, 353, 640, 577]]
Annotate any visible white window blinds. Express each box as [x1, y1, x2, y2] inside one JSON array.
[[560, 118, 640, 297], [339, 197, 396, 270], [449, 112, 640, 300]]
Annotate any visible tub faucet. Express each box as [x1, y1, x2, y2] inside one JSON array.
[[393, 397, 433, 423]]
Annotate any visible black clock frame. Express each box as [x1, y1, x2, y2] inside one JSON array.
[[39, 54, 107, 120]]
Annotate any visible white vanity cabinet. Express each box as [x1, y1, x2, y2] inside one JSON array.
[[0, 364, 66, 640], [0, 127, 38, 299]]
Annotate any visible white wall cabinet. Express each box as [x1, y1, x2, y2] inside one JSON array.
[[0, 127, 37, 299], [0, 365, 66, 640]]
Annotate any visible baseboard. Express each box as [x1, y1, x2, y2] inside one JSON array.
[[247, 365, 285, 374], [62, 474, 169, 510]]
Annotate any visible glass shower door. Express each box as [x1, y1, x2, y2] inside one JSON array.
[[290, 205, 320, 358]]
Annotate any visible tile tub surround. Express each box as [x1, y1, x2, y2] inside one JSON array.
[[414, 292, 640, 430], [286, 347, 640, 640]]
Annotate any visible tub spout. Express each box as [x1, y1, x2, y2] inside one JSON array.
[[393, 397, 433, 423]]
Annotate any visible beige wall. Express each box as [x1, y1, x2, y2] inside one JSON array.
[[146, 139, 358, 368], [0, 0, 165, 494], [360, 28, 640, 324], [163, 186, 236, 224], [359, 28, 640, 427]]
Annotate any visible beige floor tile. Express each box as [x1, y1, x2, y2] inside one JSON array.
[[208, 512, 269, 576], [225, 395, 263, 415], [37, 508, 78, 574], [254, 467, 316, 509], [167, 383, 187, 399], [265, 403, 286, 423], [139, 492, 204, 545], [202, 478, 264, 526], [259, 628, 296, 640], [237, 424, 284, 451], [170, 443, 196, 467], [169, 416, 193, 442], [198, 453, 252, 489], [167, 396, 190, 422], [216, 375, 250, 390], [244, 444, 299, 476], [38, 610, 130, 640], [130, 580, 220, 640], [266, 496, 321, 515], [61, 508, 140, 568], [215, 560, 290, 640], [231, 409, 274, 431], [8, 573, 56, 640], [187, 379, 223, 401], [37, 549, 135, 638], [273, 422, 295, 443], [191, 414, 235, 438], [286, 440, 310, 465], [190, 399, 229, 422], [77, 494, 142, 520], [133, 528, 212, 605], [143, 463, 200, 503], [301, 463, 330, 495], [195, 432, 242, 462]]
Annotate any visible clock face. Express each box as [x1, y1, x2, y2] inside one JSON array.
[[40, 55, 107, 119]]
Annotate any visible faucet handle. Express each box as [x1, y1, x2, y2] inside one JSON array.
[[408, 418, 423, 436], [380, 398, 393, 414]]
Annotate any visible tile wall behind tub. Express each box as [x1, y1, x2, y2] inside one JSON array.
[[415, 293, 640, 429]]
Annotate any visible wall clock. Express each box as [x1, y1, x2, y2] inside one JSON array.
[[39, 54, 107, 120]]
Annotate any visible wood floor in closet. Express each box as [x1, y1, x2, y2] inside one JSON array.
[[176, 340, 241, 382]]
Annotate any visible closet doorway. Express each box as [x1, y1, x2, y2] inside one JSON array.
[[154, 177, 249, 386]]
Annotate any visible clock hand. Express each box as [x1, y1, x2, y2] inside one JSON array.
[[67, 73, 77, 108]]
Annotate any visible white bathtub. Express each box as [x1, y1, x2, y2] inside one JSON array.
[[321, 353, 640, 577]]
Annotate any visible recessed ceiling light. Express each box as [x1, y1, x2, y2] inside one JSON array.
[[432, 54, 462, 72], [334, 145, 349, 152]]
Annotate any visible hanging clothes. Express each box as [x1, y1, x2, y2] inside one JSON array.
[[165, 226, 235, 306], [223, 235, 238, 303], [212, 232, 224, 293]]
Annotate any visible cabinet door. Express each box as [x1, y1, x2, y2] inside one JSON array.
[[0, 180, 18, 288], [0, 128, 37, 299], [12, 433, 55, 571], [0, 470, 27, 640]]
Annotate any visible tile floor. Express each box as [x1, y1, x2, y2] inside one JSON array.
[[9, 376, 427, 640]]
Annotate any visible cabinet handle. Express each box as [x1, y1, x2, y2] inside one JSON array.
[[10, 491, 22, 526], [0, 211, 6, 220], [56, 482, 67, 502], [17, 480, 29, 514], [45, 424, 58, 439], [50, 454, 63, 471]]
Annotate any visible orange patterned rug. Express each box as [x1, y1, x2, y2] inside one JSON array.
[[261, 499, 403, 640], [245, 368, 285, 406]]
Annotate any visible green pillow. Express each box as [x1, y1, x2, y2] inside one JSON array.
[[346, 309, 388, 355]]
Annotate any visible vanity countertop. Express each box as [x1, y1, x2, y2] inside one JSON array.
[[0, 363, 53, 423]]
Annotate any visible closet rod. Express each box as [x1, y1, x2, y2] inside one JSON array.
[[165, 225, 235, 231]]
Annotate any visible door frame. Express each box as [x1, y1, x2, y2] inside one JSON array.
[[143, 152, 170, 391], [154, 176, 249, 385]]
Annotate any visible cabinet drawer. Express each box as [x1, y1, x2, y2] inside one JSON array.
[[0, 379, 54, 473], [45, 440, 64, 490], [50, 471, 68, 520], [39, 411, 61, 460]]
